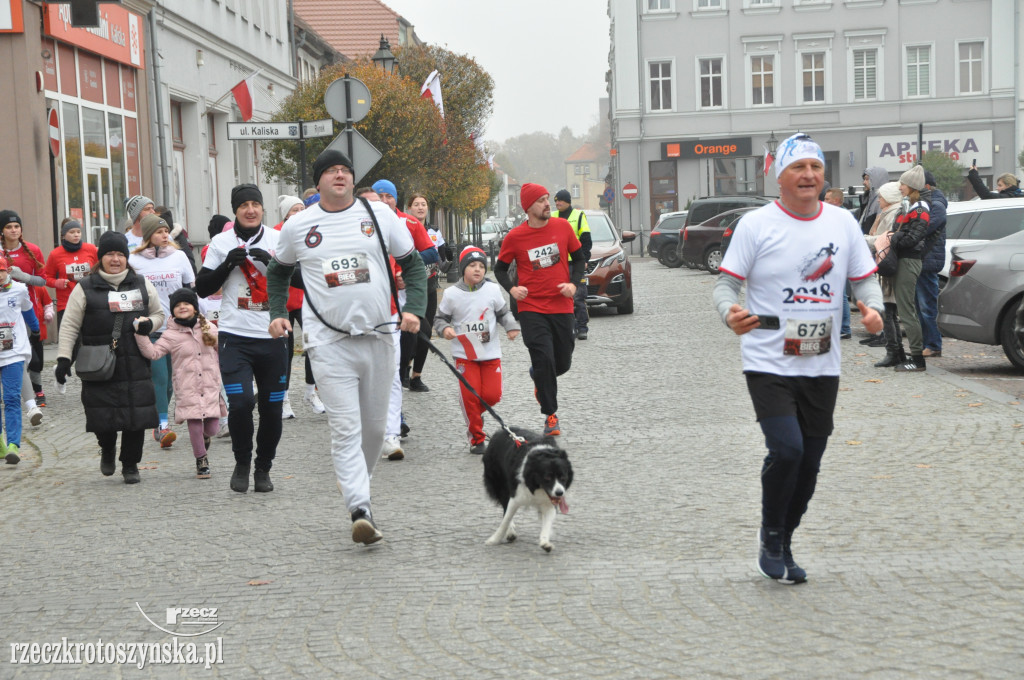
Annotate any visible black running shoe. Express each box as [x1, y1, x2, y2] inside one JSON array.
[[230, 463, 250, 493], [351, 508, 383, 545], [254, 469, 273, 492], [757, 528, 786, 580], [782, 532, 807, 584]]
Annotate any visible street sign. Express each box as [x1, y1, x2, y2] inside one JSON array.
[[226, 122, 300, 140], [324, 76, 371, 124], [622, 183, 638, 200], [324, 128, 382, 186], [302, 119, 334, 139], [47, 108, 60, 158]]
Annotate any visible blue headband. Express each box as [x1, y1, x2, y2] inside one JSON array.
[[775, 133, 825, 178]]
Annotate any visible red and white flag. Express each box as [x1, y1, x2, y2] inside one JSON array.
[[419, 70, 445, 118], [763, 145, 775, 177], [231, 72, 258, 122]]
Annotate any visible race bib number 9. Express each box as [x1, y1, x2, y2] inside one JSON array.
[[783, 317, 832, 356], [108, 289, 144, 313], [529, 243, 560, 270], [65, 262, 91, 281], [0, 326, 13, 351], [322, 254, 371, 288], [461, 320, 490, 343]]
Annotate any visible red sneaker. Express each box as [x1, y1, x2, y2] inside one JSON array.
[[543, 414, 560, 437]]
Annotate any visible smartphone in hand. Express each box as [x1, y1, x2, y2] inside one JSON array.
[[754, 314, 780, 330]]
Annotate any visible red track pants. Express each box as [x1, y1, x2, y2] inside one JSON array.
[[456, 357, 503, 445]]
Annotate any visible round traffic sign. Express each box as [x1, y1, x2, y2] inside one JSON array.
[[622, 183, 638, 200], [48, 108, 60, 158], [324, 76, 372, 124]]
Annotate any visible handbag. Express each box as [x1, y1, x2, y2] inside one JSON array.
[[76, 312, 125, 382], [873, 230, 899, 278]]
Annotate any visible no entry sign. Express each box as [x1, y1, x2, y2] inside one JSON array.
[[48, 108, 60, 158], [622, 183, 638, 200]]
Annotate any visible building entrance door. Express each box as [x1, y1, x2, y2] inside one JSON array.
[[84, 162, 112, 244]]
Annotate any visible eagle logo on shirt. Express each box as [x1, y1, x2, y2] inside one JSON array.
[[799, 243, 838, 282], [361, 220, 375, 237]]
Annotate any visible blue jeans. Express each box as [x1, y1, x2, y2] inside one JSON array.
[[150, 332, 172, 423], [841, 290, 851, 335], [916, 270, 941, 351], [1, 361, 24, 447]]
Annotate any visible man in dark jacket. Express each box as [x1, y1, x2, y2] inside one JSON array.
[[859, 167, 890, 234], [967, 164, 1024, 199], [917, 171, 947, 357]]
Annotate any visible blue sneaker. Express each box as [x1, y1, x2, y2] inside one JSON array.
[[782, 532, 807, 584], [757, 528, 786, 580]]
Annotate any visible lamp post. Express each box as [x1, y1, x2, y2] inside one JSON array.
[[371, 35, 397, 75], [765, 130, 779, 157]]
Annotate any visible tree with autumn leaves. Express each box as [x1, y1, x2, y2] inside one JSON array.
[[262, 45, 497, 215]]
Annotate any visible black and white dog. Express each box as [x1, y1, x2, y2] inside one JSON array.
[[482, 427, 573, 552]]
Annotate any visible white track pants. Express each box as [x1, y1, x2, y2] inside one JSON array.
[[386, 317, 402, 438], [307, 334, 395, 514]]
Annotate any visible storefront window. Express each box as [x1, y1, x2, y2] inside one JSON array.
[[62, 102, 84, 221], [108, 113, 126, 226], [649, 159, 678, 228], [82, 107, 107, 159], [713, 157, 761, 195]]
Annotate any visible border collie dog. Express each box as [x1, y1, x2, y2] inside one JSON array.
[[483, 427, 573, 552]]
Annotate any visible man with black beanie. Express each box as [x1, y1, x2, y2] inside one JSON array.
[[552, 189, 592, 339], [267, 148, 427, 545], [196, 183, 288, 494]]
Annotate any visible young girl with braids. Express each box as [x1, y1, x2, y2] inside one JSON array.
[[0, 211, 53, 406], [135, 288, 226, 479]]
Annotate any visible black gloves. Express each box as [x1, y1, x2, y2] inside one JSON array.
[[247, 248, 272, 265], [29, 330, 40, 341], [135, 318, 154, 336], [55, 357, 72, 385], [222, 247, 249, 269]]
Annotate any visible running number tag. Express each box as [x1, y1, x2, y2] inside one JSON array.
[[529, 243, 560, 270], [461, 320, 490, 343], [65, 262, 91, 281], [322, 254, 371, 287], [235, 284, 266, 311], [107, 289, 144, 313], [783, 317, 832, 356], [0, 326, 13, 351]]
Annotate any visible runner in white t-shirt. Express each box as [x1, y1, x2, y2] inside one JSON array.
[[0, 259, 37, 464], [196, 184, 289, 495], [714, 132, 884, 585], [268, 148, 428, 546]]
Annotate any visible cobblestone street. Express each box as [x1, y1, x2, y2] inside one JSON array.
[[2, 259, 1023, 678]]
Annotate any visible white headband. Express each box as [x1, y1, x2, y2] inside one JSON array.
[[775, 133, 825, 178]]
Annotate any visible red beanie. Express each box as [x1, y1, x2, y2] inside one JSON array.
[[520, 183, 548, 213], [459, 246, 487, 276]]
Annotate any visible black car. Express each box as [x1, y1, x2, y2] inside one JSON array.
[[678, 207, 757, 274], [648, 211, 687, 268], [684, 196, 771, 229]]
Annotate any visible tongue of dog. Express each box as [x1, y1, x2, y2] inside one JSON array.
[[552, 497, 569, 514]]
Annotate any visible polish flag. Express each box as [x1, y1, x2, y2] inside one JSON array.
[[419, 70, 445, 118], [231, 74, 256, 122], [763, 145, 775, 177]]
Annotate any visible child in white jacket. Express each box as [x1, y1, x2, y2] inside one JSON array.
[[434, 247, 520, 454]]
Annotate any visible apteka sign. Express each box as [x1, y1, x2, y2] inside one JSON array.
[[865, 130, 992, 172]]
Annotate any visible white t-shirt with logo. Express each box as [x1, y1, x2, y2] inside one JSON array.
[[274, 200, 414, 349], [718, 201, 877, 377], [201, 227, 279, 339], [128, 249, 195, 331], [0, 281, 33, 368]]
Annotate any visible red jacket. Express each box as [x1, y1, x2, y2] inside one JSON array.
[[4, 241, 52, 339], [43, 243, 99, 310]]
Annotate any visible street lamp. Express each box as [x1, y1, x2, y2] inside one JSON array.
[[765, 130, 779, 157], [371, 35, 397, 75]]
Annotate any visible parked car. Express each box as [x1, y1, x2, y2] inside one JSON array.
[[460, 218, 507, 250], [937, 229, 1024, 370], [582, 210, 636, 314], [678, 207, 757, 274], [938, 198, 1024, 280], [648, 211, 687, 268], [684, 195, 772, 229]]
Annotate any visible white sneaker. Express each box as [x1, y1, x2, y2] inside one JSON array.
[[216, 422, 230, 438], [381, 435, 404, 461], [56, 382, 66, 395], [27, 406, 42, 427], [304, 389, 326, 414], [281, 395, 296, 420]]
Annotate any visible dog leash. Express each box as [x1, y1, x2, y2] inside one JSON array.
[[417, 329, 525, 447]]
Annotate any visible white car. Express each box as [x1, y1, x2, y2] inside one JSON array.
[[939, 197, 1024, 280]]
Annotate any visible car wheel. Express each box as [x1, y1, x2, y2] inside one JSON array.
[[703, 245, 723, 274], [659, 247, 682, 268], [999, 302, 1024, 371], [616, 289, 634, 315]]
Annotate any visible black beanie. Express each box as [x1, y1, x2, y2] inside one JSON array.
[[231, 184, 263, 214], [207, 214, 230, 240], [313, 149, 354, 187], [61, 219, 83, 239], [0, 210, 21, 229], [169, 287, 199, 314], [96, 231, 130, 260]]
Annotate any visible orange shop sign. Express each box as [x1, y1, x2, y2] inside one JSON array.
[[43, 2, 144, 69], [662, 137, 751, 160], [1, 0, 25, 33]]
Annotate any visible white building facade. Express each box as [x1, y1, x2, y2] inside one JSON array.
[[608, 0, 1021, 233]]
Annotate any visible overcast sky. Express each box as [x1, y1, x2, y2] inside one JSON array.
[[382, 0, 611, 144]]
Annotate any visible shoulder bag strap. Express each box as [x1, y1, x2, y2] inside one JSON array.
[[110, 312, 125, 349]]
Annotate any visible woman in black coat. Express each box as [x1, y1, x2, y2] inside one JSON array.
[[55, 232, 165, 484]]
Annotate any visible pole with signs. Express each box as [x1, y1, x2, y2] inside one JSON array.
[[48, 108, 60, 246], [622, 183, 638, 253], [225, 119, 333, 192], [323, 75, 381, 185]]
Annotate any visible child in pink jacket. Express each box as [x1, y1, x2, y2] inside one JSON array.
[[135, 287, 226, 479]]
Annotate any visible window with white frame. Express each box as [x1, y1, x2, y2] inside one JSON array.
[[906, 44, 931, 97], [649, 61, 673, 111], [699, 57, 724, 108], [852, 48, 877, 100], [751, 55, 774, 105], [647, 0, 672, 10], [696, 0, 723, 8], [749, 0, 775, 4], [801, 52, 825, 102], [958, 41, 984, 94], [572, 184, 580, 198]]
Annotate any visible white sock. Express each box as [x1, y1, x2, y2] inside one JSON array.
[[160, 421, 168, 430], [305, 384, 316, 397]]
